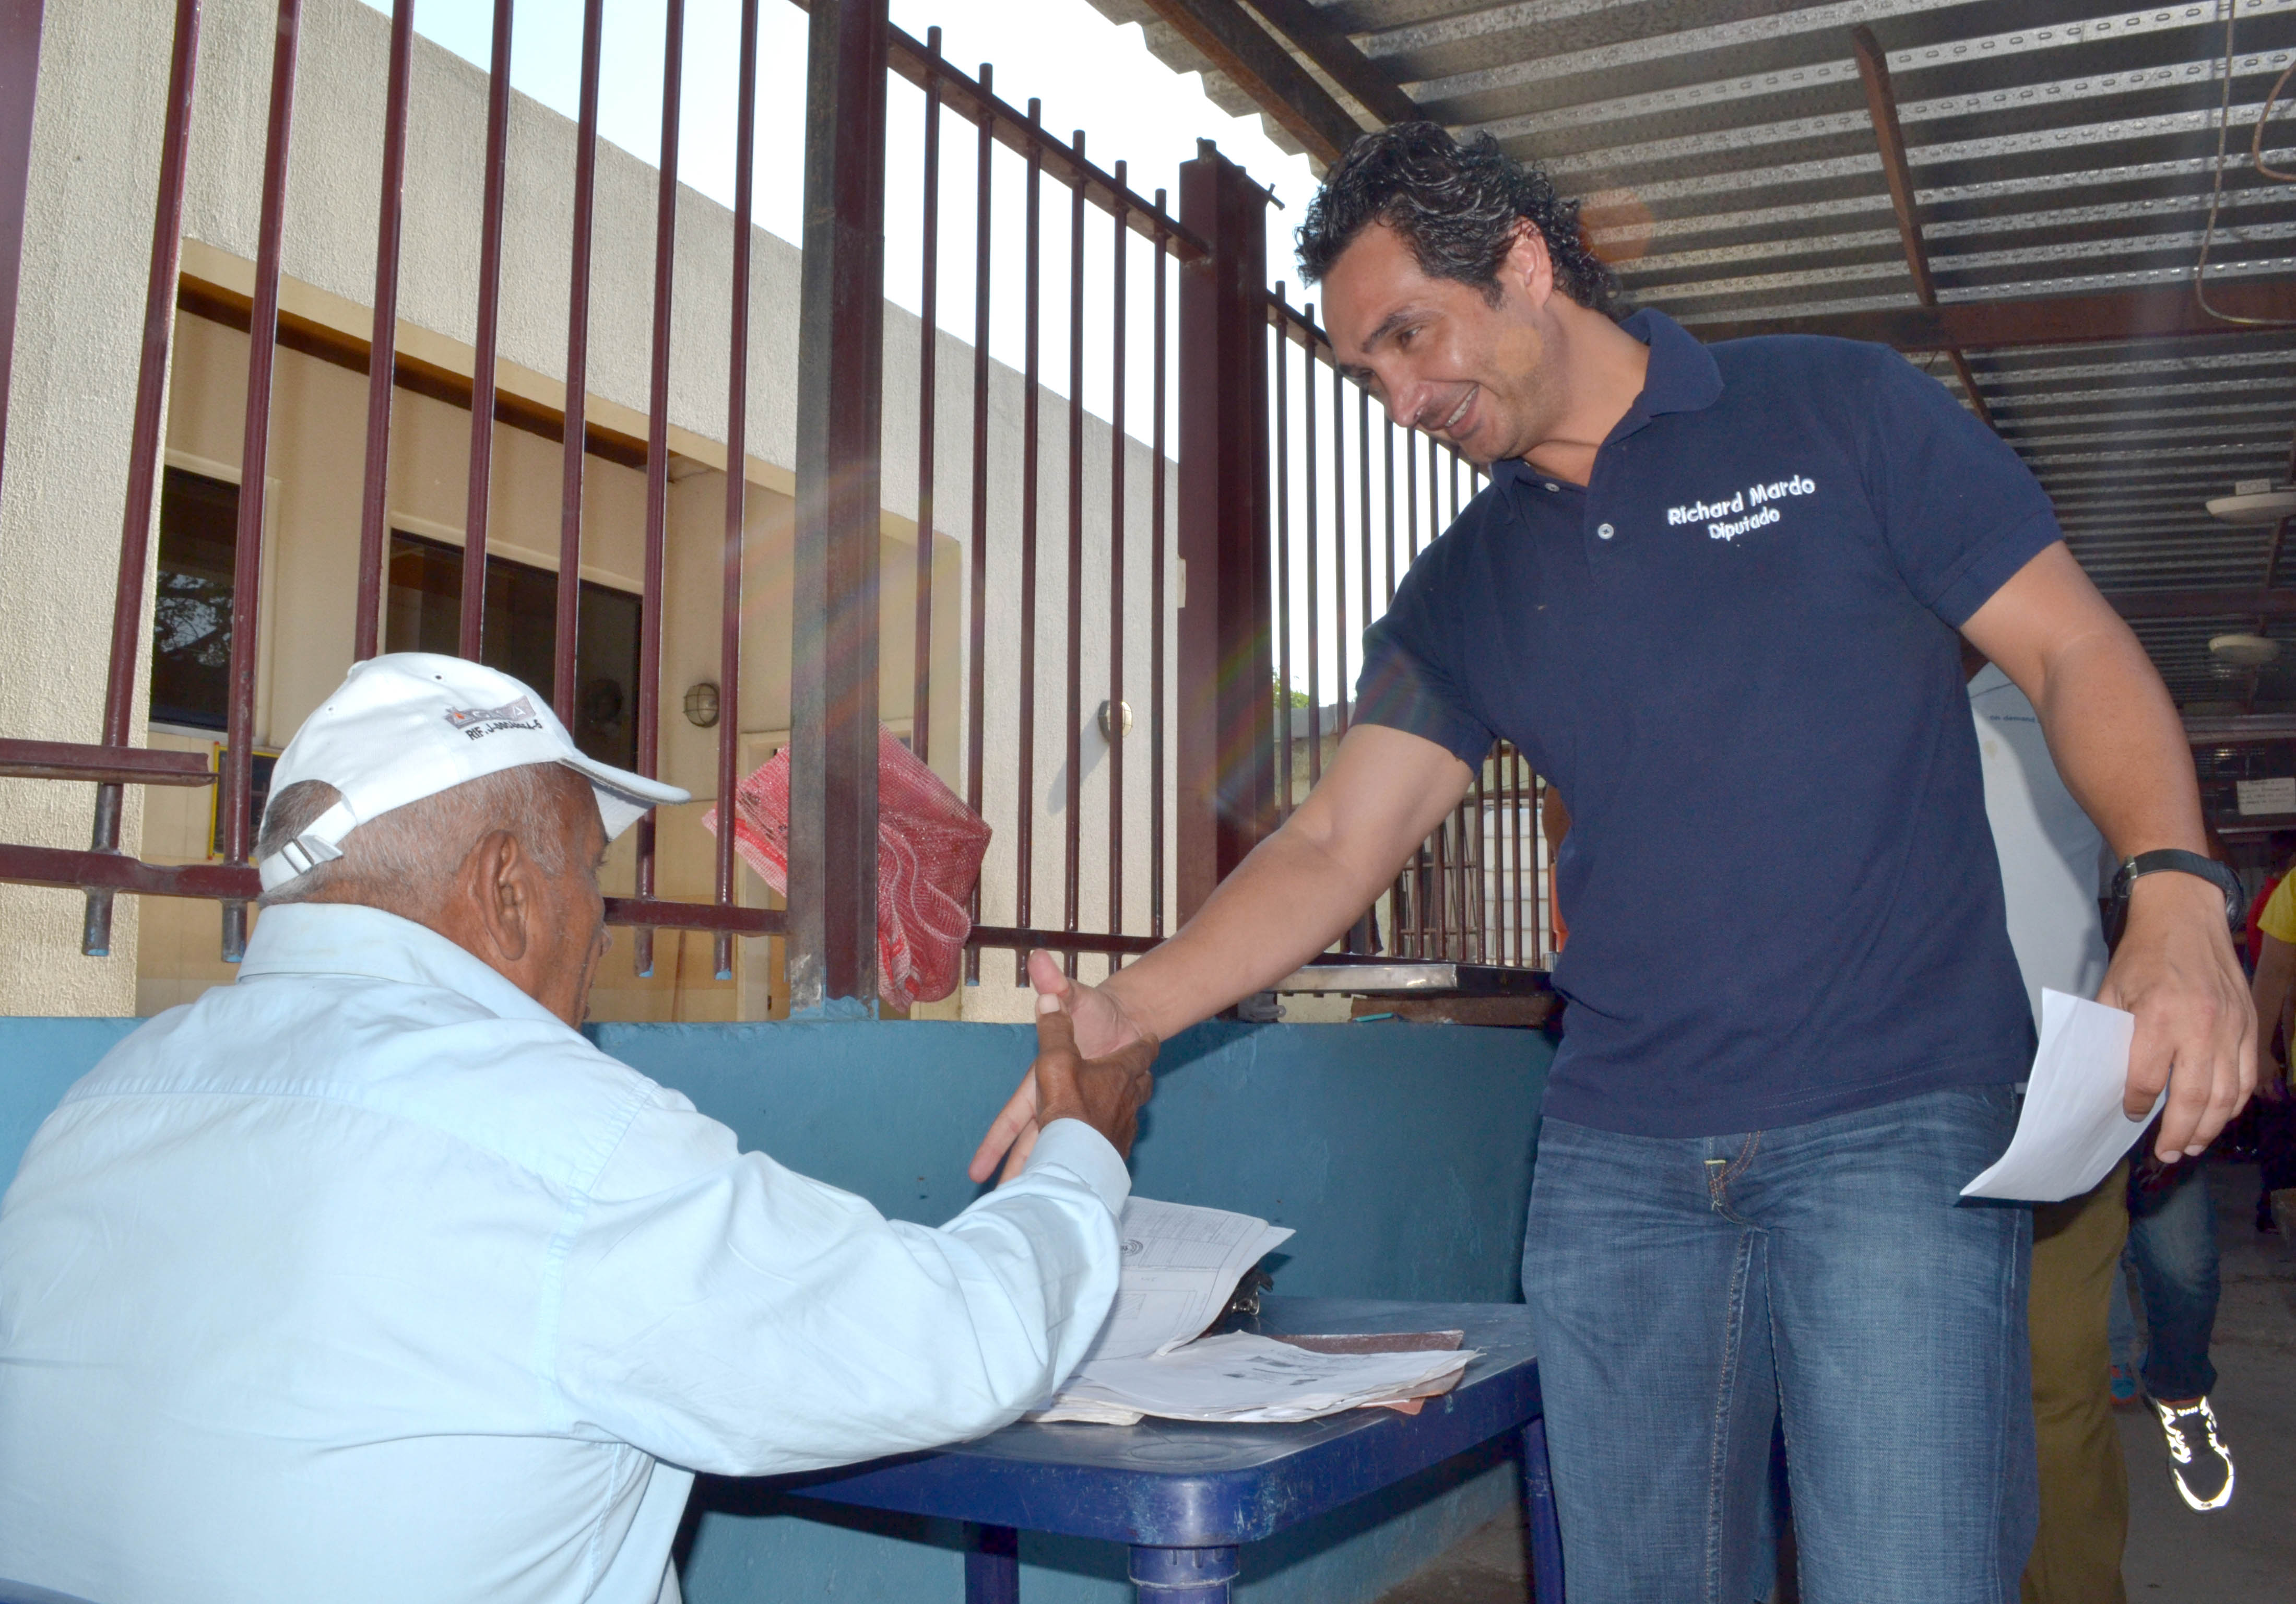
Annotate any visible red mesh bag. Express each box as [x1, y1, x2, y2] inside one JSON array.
[[702, 726, 991, 1007]]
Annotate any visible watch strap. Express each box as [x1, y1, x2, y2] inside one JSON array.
[[2112, 848, 2242, 925]]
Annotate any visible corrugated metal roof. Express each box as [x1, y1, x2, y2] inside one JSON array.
[[1102, 0, 2296, 710]]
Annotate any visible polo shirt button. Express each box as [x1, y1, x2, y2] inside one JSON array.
[[1544, 482, 1559, 492], [1596, 522, 1615, 539]]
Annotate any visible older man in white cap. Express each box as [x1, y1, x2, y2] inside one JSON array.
[[0, 653, 1154, 1604]]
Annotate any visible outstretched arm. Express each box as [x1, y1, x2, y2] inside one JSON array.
[[969, 723, 1474, 1182]]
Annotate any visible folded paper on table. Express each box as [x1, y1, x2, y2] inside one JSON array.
[[1031, 1197, 1477, 1425], [1962, 988, 2164, 1204]]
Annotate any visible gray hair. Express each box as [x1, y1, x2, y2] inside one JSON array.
[[256, 763, 592, 916]]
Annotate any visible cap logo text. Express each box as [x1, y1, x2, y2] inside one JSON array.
[[443, 695, 543, 740]]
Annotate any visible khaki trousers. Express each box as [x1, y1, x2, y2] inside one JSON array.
[[2021, 1160, 2130, 1604]]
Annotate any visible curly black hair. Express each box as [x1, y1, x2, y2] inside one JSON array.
[[1296, 124, 1621, 318]]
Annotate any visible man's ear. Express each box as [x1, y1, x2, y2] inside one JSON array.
[[1502, 220, 1555, 309], [463, 829, 532, 964]]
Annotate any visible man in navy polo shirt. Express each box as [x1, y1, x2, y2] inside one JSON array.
[[971, 126, 2254, 1601]]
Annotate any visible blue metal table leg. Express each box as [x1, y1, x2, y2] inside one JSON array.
[[1523, 1417, 1566, 1604], [1129, 1544, 1239, 1602], [965, 1523, 1019, 1604]]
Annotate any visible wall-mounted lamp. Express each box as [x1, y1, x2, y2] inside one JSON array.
[[1098, 699, 1133, 741], [683, 680, 721, 728]]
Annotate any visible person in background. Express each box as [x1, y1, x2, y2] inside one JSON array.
[[2244, 858, 2296, 1244], [1966, 648, 2128, 1604], [0, 655, 1156, 1604]]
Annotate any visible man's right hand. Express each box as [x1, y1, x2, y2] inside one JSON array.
[[1026, 981, 1156, 1165], [969, 951, 1153, 1183]]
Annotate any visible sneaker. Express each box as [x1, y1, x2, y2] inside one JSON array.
[[2109, 1364, 2139, 1408], [2152, 1395, 2235, 1512]]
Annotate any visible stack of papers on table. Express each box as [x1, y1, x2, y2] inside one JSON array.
[[1029, 1198, 1480, 1426]]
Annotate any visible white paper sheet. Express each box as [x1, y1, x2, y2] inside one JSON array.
[[1961, 987, 2163, 1203], [1034, 1332, 1477, 1425], [1079, 1198, 1295, 1364]]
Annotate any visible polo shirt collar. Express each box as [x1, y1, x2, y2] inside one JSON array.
[[236, 899, 567, 1029], [1492, 308, 1722, 492]]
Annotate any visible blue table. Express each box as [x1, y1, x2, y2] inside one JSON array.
[[767, 1296, 1563, 1603]]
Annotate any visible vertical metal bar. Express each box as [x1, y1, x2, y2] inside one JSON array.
[[1174, 144, 1272, 924], [1329, 359, 1347, 741], [1149, 199, 1168, 937], [1357, 384, 1371, 654], [790, 0, 889, 1008], [1404, 423, 1417, 562], [1015, 100, 1043, 982], [715, 0, 760, 985], [0, 0, 47, 497], [219, 0, 304, 964], [460, 0, 514, 662], [1301, 313, 1319, 790], [353, 0, 413, 664], [1470, 760, 1486, 960], [631, 0, 687, 983], [963, 63, 992, 984], [1511, 748, 1526, 965], [1106, 161, 1128, 956], [1382, 415, 1397, 606], [552, 0, 606, 725], [1272, 295, 1291, 819], [81, 0, 200, 959], [1061, 128, 1086, 976], [912, 29, 941, 768]]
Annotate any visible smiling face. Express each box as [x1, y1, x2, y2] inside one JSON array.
[[1320, 218, 1566, 468]]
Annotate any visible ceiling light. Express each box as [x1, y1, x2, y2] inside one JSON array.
[[2206, 480, 2296, 524], [2209, 632, 2280, 668]]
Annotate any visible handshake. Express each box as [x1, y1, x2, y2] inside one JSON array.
[[981, 950, 1159, 1183]]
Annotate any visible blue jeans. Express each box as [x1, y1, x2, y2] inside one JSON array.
[[1523, 1086, 2035, 1604], [2122, 1158, 2219, 1400]]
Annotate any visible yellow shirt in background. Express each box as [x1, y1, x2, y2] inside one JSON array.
[[2260, 871, 2296, 947]]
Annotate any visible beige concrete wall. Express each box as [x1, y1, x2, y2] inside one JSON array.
[[5, 0, 1180, 1019]]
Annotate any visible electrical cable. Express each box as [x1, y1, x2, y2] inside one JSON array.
[[2195, 0, 2296, 325]]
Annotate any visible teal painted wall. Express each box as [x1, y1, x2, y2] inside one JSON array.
[[1, 1013, 1550, 1602]]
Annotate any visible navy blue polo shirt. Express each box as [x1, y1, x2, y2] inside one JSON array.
[[1358, 309, 2056, 1138]]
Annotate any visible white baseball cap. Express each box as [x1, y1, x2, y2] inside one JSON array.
[[257, 652, 690, 891]]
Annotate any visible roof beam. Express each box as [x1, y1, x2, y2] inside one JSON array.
[[1850, 26, 1995, 431], [1135, 0, 1366, 166], [1240, 0, 1419, 127], [2108, 587, 2296, 619], [1685, 281, 2296, 351]]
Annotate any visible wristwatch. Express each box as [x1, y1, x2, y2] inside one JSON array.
[[2108, 849, 2243, 928]]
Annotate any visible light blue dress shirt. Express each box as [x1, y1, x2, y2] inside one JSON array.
[[0, 902, 1128, 1604]]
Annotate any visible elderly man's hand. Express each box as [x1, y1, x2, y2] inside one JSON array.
[[971, 951, 1154, 1183], [2100, 871, 2256, 1162], [1021, 986, 1156, 1178]]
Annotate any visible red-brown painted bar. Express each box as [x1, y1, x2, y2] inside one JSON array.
[[353, 0, 414, 663], [1329, 358, 1347, 744], [607, 895, 783, 935], [1106, 161, 1128, 953], [1272, 285, 1293, 818], [82, 0, 202, 958], [631, 0, 687, 982], [1174, 142, 1273, 924], [716, 0, 760, 984], [0, 0, 45, 497], [1149, 199, 1168, 937], [1061, 128, 1087, 974], [1301, 305, 1320, 789], [913, 28, 942, 769], [552, 0, 606, 725], [1355, 384, 1371, 722], [220, 0, 304, 964], [3, 740, 214, 785], [969, 924, 1159, 957], [788, 0, 889, 1007], [460, 0, 514, 662], [963, 62, 993, 984], [1015, 100, 1043, 979], [1383, 415, 1398, 606]]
